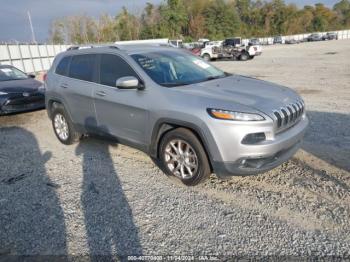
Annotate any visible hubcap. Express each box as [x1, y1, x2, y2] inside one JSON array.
[[54, 114, 69, 141], [164, 139, 198, 179]]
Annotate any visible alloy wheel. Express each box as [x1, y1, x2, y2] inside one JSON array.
[[164, 139, 199, 179], [54, 113, 69, 141]]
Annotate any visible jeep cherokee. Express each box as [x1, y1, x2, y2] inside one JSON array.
[[45, 45, 308, 186]]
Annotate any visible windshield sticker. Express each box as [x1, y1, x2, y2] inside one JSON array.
[[193, 59, 210, 69], [137, 57, 156, 70]]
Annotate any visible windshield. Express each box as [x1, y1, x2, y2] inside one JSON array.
[[0, 67, 28, 81], [131, 51, 227, 87]]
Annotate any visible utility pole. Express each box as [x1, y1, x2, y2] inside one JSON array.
[[27, 11, 36, 43]]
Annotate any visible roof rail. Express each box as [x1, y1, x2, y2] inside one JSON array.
[[66, 46, 80, 51], [66, 44, 120, 51], [108, 45, 120, 49]]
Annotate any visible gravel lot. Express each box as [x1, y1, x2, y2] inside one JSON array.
[[0, 40, 349, 259]]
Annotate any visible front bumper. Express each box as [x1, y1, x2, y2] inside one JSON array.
[[209, 115, 308, 177], [0, 93, 45, 115]]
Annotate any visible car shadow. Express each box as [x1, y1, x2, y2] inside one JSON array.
[[75, 118, 143, 258], [0, 127, 67, 255], [302, 110, 350, 173]]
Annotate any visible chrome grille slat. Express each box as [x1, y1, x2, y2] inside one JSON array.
[[286, 106, 294, 122], [289, 105, 296, 122], [273, 100, 305, 133]]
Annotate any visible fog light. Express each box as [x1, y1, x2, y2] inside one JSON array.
[[242, 132, 266, 144]]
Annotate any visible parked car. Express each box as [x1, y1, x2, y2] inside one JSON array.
[[322, 32, 338, 40], [285, 38, 300, 44], [0, 65, 45, 115], [45, 45, 308, 186], [306, 33, 322, 42], [273, 36, 283, 44]]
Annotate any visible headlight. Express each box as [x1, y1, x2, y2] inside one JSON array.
[[208, 108, 265, 121], [0, 91, 8, 95], [38, 85, 46, 92]]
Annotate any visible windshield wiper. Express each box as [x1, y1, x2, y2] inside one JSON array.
[[205, 74, 227, 81], [160, 82, 191, 87]]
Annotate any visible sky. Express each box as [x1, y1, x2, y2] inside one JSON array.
[[0, 0, 340, 43]]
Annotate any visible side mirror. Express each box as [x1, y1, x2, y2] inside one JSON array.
[[28, 74, 36, 79], [116, 76, 143, 90]]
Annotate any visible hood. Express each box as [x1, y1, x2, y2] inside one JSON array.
[[174, 75, 302, 117], [0, 78, 42, 94]]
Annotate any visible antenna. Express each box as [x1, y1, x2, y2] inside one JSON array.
[[27, 11, 36, 43]]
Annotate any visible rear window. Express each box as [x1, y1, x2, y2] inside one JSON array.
[[68, 54, 96, 82], [55, 56, 71, 76]]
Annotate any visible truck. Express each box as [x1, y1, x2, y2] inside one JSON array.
[[200, 37, 262, 61], [221, 37, 262, 61], [200, 41, 223, 61]]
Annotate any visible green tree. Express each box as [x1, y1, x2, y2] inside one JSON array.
[[49, 20, 65, 44], [114, 7, 141, 41], [334, 0, 350, 27], [203, 0, 241, 39], [158, 0, 188, 38]]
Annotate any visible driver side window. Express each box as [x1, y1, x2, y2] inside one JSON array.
[[99, 54, 138, 87]]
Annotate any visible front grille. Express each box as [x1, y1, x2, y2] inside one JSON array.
[[273, 100, 305, 132], [6, 93, 44, 106]]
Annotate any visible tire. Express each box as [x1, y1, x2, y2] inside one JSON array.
[[202, 54, 211, 62], [159, 128, 211, 186], [249, 55, 255, 60], [51, 103, 81, 145], [231, 55, 238, 61], [239, 52, 249, 61]]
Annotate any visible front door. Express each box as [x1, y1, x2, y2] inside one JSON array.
[[93, 54, 149, 145]]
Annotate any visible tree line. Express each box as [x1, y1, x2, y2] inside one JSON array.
[[49, 0, 350, 44]]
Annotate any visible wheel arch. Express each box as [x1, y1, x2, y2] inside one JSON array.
[[47, 99, 63, 119], [150, 119, 214, 172], [201, 53, 211, 59]]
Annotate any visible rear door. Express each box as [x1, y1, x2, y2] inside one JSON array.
[[93, 53, 149, 145], [62, 54, 98, 128]]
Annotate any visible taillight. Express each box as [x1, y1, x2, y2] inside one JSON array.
[[43, 73, 47, 82]]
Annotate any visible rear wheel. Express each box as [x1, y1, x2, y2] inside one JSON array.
[[159, 128, 211, 186], [51, 103, 81, 145], [239, 52, 249, 61]]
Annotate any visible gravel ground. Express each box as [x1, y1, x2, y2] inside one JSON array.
[[0, 40, 349, 259]]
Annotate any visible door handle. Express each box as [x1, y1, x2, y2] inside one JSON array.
[[96, 91, 106, 97], [60, 83, 68, 88]]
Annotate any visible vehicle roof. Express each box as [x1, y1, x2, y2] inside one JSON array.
[[0, 64, 13, 69], [63, 44, 180, 56]]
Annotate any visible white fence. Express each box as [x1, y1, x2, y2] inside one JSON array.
[[0, 44, 71, 73]]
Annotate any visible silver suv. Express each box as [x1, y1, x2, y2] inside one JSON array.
[[45, 45, 308, 186]]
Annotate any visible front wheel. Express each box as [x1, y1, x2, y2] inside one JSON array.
[[202, 54, 211, 61], [159, 128, 211, 186]]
